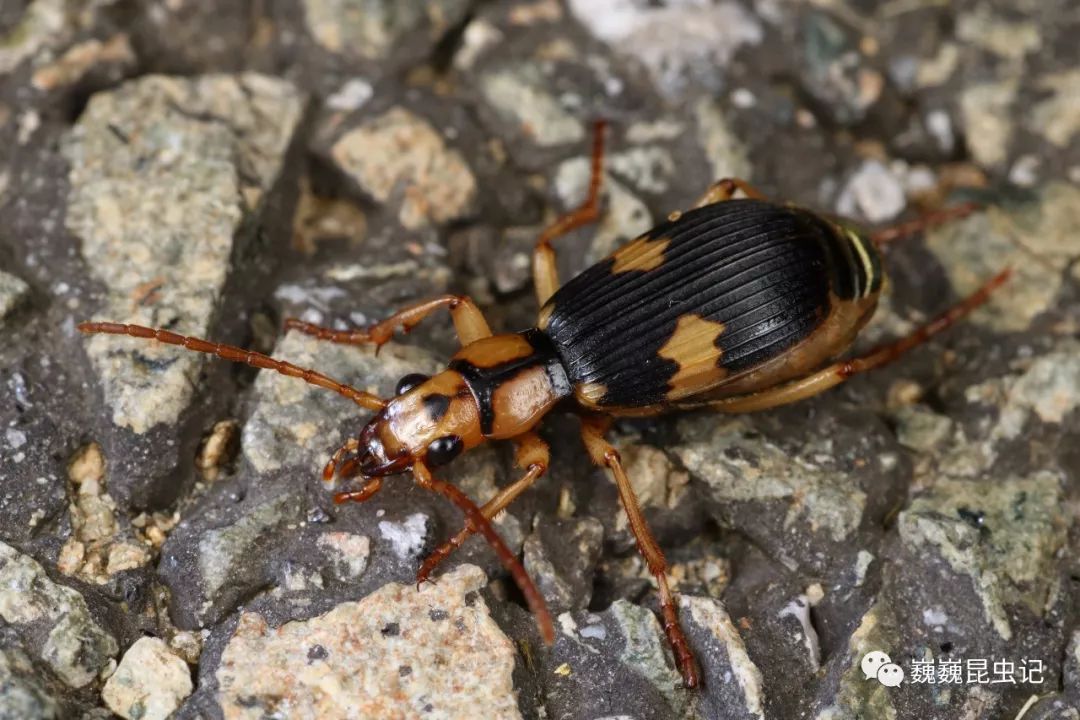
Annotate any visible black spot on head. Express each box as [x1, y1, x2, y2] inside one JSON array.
[[399, 665, 413, 677], [381, 622, 400, 636], [422, 393, 451, 422], [307, 644, 328, 662], [464, 591, 478, 607]]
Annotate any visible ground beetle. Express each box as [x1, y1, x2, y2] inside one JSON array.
[[79, 121, 1009, 688]]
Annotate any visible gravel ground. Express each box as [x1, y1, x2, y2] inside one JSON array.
[[1, 1, 1079, 719]]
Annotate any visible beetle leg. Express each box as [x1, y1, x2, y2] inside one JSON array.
[[416, 432, 549, 586], [77, 322, 386, 411], [333, 476, 383, 504], [533, 120, 607, 306], [692, 177, 766, 208], [580, 414, 700, 689], [413, 462, 555, 644], [697, 268, 1011, 413], [284, 294, 492, 351], [871, 202, 981, 246]]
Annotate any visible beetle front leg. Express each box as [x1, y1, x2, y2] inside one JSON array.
[[533, 120, 607, 307], [580, 414, 700, 689], [416, 432, 549, 586], [413, 462, 555, 643], [284, 294, 492, 351]]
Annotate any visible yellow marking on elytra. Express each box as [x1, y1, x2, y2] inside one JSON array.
[[659, 314, 728, 399], [611, 236, 671, 274], [667, 210, 683, 222], [846, 229, 876, 297]]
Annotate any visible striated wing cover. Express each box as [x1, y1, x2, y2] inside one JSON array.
[[542, 199, 843, 408]]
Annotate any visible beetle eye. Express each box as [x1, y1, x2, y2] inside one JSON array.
[[395, 373, 430, 396], [426, 435, 463, 467]]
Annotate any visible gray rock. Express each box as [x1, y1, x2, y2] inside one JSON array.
[[68, 73, 304, 434], [960, 80, 1018, 168], [795, 9, 884, 126], [681, 596, 765, 720], [924, 183, 1080, 332], [543, 600, 695, 719], [327, 106, 478, 230], [898, 471, 1066, 642], [694, 99, 753, 184], [193, 493, 304, 626], [480, 64, 586, 148], [523, 515, 604, 614], [316, 532, 371, 583], [0, 0, 84, 74], [956, 6, 1042, 61], [567, 0, 763, 97], [810, 600, 902, 719], [673, 415, 869, 548], [214, 564, 520, 719], [102, 637, 193, 720], [0, 270, 28, 324], [835, 160, 907, 225], [1029, 70, 1080, 149], [0, 542, 118, 688], [303, 0, 471, 61], [0, 642, 59, 720]]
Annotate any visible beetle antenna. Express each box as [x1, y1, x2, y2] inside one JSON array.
[[871, 201, 981, 246], [413, 463, 555, 644], [77, 322, 386, 411]]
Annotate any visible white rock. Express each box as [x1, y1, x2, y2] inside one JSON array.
[[102, 637, 193, 720]]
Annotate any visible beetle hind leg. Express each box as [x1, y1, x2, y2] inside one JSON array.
[[870, 201, 981, 246], [694, 268, 1011, 414], [533, 120, 607, 307], [580, 414, 700, 689]]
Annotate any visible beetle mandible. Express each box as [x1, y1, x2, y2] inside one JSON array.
[[79, 121, 1009, 688]]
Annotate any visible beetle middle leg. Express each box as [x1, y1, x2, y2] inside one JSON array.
[[694, 268, 1011, 414], [285, 294, 492, 351], [580, 414, 700, 689], [416, 432, 549, 585], [533, 119, 607, 306]]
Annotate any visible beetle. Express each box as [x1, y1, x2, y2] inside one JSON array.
[[78, 121, 1009, 688]]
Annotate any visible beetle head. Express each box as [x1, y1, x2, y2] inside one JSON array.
[[351, 369, 483, 477]]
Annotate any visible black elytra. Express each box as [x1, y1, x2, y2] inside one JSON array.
[[541, 199, 880, 407]]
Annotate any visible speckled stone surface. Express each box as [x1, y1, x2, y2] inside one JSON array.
[[215, 564, 519, 720], [1, 0, 1079, 718]]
